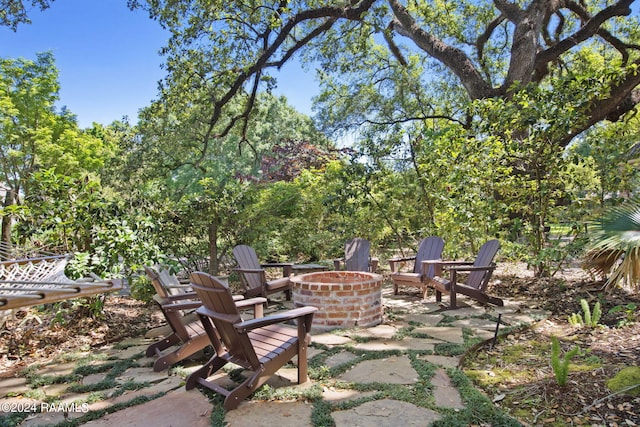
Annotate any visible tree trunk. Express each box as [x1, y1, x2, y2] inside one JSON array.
[[208, 222, 218, 275], [1, 190, 15, 249]]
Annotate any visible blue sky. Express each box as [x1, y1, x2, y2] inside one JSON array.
[[0, 0, 317, 128]]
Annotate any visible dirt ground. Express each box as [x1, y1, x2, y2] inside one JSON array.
[[1, 262, 639, 426]]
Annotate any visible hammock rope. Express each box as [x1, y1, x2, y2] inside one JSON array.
[[0, 242, 122, 311]]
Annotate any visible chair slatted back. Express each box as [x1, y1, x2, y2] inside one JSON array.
[[232, 245, 263, 292], [190, 272, 260, 368], [344, 238, 371, 272], [144, 266, 171, 299], [144, 265, 188, 299], [467, 239, 500, 290], [414, 237, 445, 275]]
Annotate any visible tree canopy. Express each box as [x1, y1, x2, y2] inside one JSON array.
[[126, 0, 640, 149], [0, 0, 52, 31]]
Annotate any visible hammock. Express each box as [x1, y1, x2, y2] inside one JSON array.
[[0, 242, 122, 311]]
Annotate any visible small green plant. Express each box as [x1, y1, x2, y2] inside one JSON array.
[[550, 336, 580, 386], [608, 303, 638, 328], [568, 299, 601, 328]]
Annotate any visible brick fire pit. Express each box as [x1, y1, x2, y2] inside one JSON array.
[[290, 270, 383, 331]]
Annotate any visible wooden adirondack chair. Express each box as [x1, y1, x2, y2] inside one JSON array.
[[232, 245, 292, 300], [333, 238, 379, 272], [185, 272, 317, 411], [388, 236, 445, 297], [144, 266, 265, 371], [426, 239, 502, 309]]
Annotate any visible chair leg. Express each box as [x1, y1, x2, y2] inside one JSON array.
[[146, 333, 181, 357], [224, 371, 263, 411], [185, 355, 227, 390], [152, 334, 210, 371]]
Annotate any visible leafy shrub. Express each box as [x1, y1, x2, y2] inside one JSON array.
[[129, 274, 155, 303]]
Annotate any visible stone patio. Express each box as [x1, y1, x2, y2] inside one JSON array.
[[0, 283, 548, 426]]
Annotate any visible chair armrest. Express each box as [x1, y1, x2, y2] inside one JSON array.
[[370, 257, 379, 272], [260, 262, 294, 268], [260, 262, 293, 277], [162, 300, 202, 312], [163, 292, 199, 301], [235, 297, 266, 318], [234, 306, 318, 332], [423, 260, 473, 267], [388, 256, 416, 273], [389, 256, 417, 262], [448, 264, 496, 273], [233, 267, 265, 274], [165, 283, 192, 289], [420, 259, 443, 277], [195, 306, 241, 324], [423, 260, 474, 275]]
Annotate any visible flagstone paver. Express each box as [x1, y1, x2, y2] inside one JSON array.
[[115, 367, 169, 384], [311, 333, 353, 346], [262, 367, 316, 390], [322, 387, 377, 403], [224, 400, 313, 427], [451, 317, 500, 330], [324, 351, 359, 368], [81, 388, 212, 427], [348, 324, 397, 339], [413, 326, 465, 344], [431, 369, 465, 409], [418, 354, 461, 369], [81, 373, 106, 386], [443, 305, 488, 317], [109, 376, 182, 406], [404, 313, 444, 326], [0, 376, 29, 397], [21, 409, 85, 427], [35, 361, 77, 377], [352, 337, 438, 352], [106, 345, 148, 359], [41, 383, 71, 397], [473, 329, 498, 340], [338, 355, 419, 384], [331, 398, 441, 427]]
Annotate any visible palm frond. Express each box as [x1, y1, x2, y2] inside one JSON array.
[[584, 199, 640, 291]]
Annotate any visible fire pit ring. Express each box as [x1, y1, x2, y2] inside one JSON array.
[[290, 270, 383, 331]]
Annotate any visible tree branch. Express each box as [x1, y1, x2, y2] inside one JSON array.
[[535, 0, 634, 70], [388, 0, 494, 99], [560, 62, 640, 147]]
